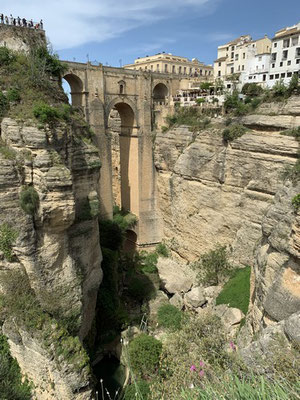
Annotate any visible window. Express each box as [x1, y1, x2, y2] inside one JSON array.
[[119, 84, 124, 94], [227, 84, 231, 88], [287, 72, 292, 77], [281, 73, 286, 78], [287, 60, 291, 65], [235, 54, 239, 60], [179, 66, 182, 73], [263, 74, 266, 81], [172, 65, 175, 73], [282, 50, 288, 60], [297, 59, 300, 64], [151, 65, 153, 71], [238, 65, 240, 71], [271, 53, 277, 61], [253, 76, 256, 79], [258, 56, 262, 61], [280, 62, 283, 67], [296, 47, 300, 57], [231, 46, 234, 50], [275, 73, 279, 79], [190, 67, 192, 74], [184, 67, 186, 74], [274, 42, 277, 48], [249, 76, 252, 80], [231, 67, 234, 73], [243, 53, 246, 59], [270, 74, 274, 79], [283, 38, 290, 48], [218, 62, 221, 67], [200, 69, 203, 75], [218, 71, 221, 77], [231, 52, 234, 59], [292, 36, 299, 46], [165, 64, 168, 72], [272, 63, 275, 68], [242, 65, 244, 71]]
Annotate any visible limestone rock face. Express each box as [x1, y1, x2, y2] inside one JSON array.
[[0, 118, 102, 398], [157, 257, 196, 294], [154, 97, 300, 330]]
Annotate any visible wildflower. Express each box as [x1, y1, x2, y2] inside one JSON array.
[[229, 341, 236, 351], [190, 365, 197, 372], [199, 360, 205, 368], [189, 383, 195, 389], [199, 370, 205, 377]]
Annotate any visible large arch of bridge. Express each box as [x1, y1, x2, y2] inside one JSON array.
[[106, 98, 140, 216]]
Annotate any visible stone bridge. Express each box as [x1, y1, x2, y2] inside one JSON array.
[[63, 61, 182, 245]]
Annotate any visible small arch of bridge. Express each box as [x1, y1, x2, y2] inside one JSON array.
[[105, 97, 139, 134], [63, 72, 84, 107]]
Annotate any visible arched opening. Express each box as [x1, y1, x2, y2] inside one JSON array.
[[123, 229, 137, 254], [62, 73, 83, 107], [107, 102, 139, 215], [153, 83, 168, 105]]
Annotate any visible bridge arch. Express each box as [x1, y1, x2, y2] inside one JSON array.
[[153, 82, 169, 105], [106, 98, 140, 215], [63, 73, 84, 107]]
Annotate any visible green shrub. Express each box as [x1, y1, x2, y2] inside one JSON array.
[[123, 380, 150, 400], [157, 304, 182, 331], [0, 47, 15, 65], [7, 88, 21, 103], [161, 125, 168, 133], [33, 102, 61, 124], [196, 97, 205, 104], [292, 194, 300, 211], [272, 79, 287, 98], [113, 206, 138, 231], [20, 186, 39, 215], [155, 242, 169, 257], [0, 334, 32, 400], [216, 266, 251, 315], [139, 251, 158, 274], [192, 244, 233, 286], [128, 334, 162, 378], [280, 126, 300, 138], [0, 139, 17, 160], [224, 92, 240, 113], [223, 123, 247, 143], [241, 83, 263, 97], [0, 91, 9, 117], [287, 73, 299, 95], [0, 223, 18, 261]]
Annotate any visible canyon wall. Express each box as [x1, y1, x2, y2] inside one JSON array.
[[0, 117, 103, 399], [154, 96, 300, 329]]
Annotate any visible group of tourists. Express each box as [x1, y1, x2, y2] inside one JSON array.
[[0, 13, 43, 30]]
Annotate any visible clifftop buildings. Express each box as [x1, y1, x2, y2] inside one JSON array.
[[214, 21, 300, 90], [124, 52, 213, 82]]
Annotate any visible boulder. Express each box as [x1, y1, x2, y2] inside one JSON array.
[[284, 311, 300, 344], [157, 257, 196, 294], [169, 293, 184, 310], [184, 286, 206, 308]]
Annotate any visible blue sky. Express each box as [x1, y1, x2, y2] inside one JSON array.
[[2, 0, 300, 66]]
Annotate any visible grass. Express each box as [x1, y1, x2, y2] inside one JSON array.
[[180, 374, 300, 400], [216, 266, 251, 315]]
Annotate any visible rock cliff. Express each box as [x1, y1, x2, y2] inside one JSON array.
[[0, 117, 102, 399], [154, 96, 300, 330]]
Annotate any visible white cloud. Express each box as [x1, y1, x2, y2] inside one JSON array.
[[206, 33, 235, 42], [1, 0, 217, 50]]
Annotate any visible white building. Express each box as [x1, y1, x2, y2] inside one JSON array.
[[267, 21, 300, 88]]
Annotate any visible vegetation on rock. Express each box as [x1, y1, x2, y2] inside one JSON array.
[[0, 334, 32, 400], [216, 266, 251, 315], [0, 223, 18, 261], [157, 303, 183, 331], [19, 186, 39, 215], [222, 123, 247, 143]]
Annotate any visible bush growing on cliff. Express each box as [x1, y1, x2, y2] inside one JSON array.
[[33, 102, 72, 125], [128, 334, 162, 378], [0, 223, 18, 262], [192, 244, 233, 286], [123, 379, 150, 400], [292, 194, 300, 211], [222, 123, 247, 143], [0, 334, 32, 400], [0, 46, 16, 65], [241, 83, 263, 97], [0, 91, 9, 117], [20, 186, 39, 215]]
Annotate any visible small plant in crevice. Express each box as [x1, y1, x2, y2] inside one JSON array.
[[292, 194, 300, 211], [0, 223, 18, 262], [19, 186, 39, 215]]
